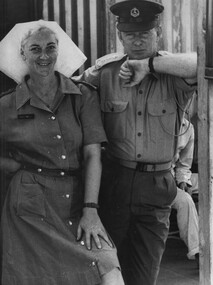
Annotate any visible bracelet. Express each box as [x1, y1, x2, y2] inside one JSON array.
[[148, 57, 155, 73], [83, 202, 99, 209]]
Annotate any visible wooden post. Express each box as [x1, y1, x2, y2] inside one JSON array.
[[197, 0, 213, 283]]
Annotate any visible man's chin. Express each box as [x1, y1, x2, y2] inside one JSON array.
[[129, 53, 149, 60]]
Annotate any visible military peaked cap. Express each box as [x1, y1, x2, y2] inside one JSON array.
[[110, 0, 164, 32]]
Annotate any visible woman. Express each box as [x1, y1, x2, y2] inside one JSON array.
[[0, 22, 124, 285]]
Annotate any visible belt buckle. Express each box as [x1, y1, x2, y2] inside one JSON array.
[[136, 162, 147, 172], [136, 162, 156, 172]]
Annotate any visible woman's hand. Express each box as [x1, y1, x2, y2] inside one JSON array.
[[0, 157, 21, 175], [77, 208, 113, 250]]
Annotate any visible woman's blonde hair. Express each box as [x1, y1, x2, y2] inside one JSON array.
[[20, 26, 58, 54]]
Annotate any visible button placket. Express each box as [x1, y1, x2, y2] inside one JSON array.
[[135, 91, 144, 159], [48, 113, 69, 169]]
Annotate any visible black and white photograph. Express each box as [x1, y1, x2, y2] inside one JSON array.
[[0, 0, 210, 284]]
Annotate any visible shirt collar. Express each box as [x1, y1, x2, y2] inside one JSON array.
[[16, 72, 82, 110]]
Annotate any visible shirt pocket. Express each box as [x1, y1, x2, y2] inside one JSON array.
[[147, 99, 177, 135], [101, 100, 128, 140], [16, 183, 46, 218]]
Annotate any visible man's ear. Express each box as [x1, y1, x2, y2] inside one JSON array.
[[156, 26, 162, 38], [117, 30, 123, 43]]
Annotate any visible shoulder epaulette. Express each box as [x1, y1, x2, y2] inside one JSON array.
[[0, 87, 16, 98], [157, 50, 173, 56], [95, 53, 126, 69], [72, 79, 97, 90]]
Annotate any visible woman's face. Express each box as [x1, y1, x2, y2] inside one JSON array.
[[21, 29, 58, 78]]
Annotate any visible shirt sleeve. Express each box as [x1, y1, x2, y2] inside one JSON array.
[[72, 65, 100, 87], [77, 84, 107, 145]]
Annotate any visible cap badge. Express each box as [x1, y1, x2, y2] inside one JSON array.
[[130, 7, 140, 18]]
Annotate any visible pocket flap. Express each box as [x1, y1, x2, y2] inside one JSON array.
[[148, 99, 176, 116], [101, 101, 128, 113]]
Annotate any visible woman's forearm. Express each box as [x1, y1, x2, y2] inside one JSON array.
[[83, 144, 102, 204]]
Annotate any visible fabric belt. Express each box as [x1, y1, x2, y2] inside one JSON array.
[[21, 165, 81, 177], [106, 155, 171, 172]]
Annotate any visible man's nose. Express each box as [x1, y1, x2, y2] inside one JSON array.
[[134, 39, 143, 46]]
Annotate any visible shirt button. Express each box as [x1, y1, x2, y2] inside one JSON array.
[[138, 132, 142, 137], [61, 155, 66, 160], [92, 261, 96, 266], [80, 241, 85, 246], [138, 111, 142, 116], [51, 116, 56, 120], [68, 220, 72, 226], [137, 154, 142, 158], [162, 109, 166, 114], [37, 168, 42, 173], [65, 194, 70, 199], [57, 135, 62, 139], [139, 90, 143, 94], [60, 171, 65, 176]]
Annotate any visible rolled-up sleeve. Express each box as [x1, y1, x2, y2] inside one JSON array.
[[78, 84, 107, 145]]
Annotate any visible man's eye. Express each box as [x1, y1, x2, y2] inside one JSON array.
[[126, 34, 134, 38]]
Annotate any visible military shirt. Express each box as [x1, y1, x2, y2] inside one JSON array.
[[0, 72, 106, 170], [77, 56, 197, 163]]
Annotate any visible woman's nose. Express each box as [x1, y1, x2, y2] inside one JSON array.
[[39, 52, 49, 59]]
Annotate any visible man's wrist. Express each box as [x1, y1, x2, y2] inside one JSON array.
[[148, 57, 155, 73]]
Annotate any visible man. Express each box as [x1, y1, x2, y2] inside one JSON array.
[[74, 1, 197, 284], [171, 118, 199, 263]]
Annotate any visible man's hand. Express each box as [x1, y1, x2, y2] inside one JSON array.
[[119, 58, 149, 87], [77, 208, 113, 250], [178, 182, 192, 195]]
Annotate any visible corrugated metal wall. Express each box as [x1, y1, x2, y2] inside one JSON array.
[[42, 0, 198, 69]]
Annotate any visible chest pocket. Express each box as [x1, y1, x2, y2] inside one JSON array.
[[148, 99, 177, 135], [101, 100, 128, 140]]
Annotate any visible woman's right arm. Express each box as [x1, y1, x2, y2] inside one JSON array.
[[0, 157, 21, 175]]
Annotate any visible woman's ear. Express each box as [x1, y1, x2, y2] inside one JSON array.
[[20, 48, 26, 61]]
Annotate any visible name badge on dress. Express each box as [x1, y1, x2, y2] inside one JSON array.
[[17, 114, 35, 119]]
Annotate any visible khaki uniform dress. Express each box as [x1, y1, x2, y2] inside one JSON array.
[[0, 72, 119, 285]]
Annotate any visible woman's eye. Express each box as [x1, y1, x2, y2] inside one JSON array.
[[30, 47, 41, 52], [48, 45, 56, 50]]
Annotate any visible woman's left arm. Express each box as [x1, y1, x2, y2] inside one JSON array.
[[77, 143, 112, 250]]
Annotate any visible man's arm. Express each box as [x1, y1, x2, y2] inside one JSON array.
[[119, 52, 197, 87], [175, 122, 195, 192]]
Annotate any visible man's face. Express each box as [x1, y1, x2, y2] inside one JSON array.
[[118, 28, 159, 59]]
